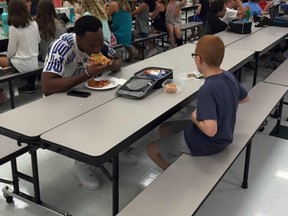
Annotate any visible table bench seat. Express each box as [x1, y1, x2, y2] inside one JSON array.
[[117, 82, 288, 216], [0, 136, 29, 166]]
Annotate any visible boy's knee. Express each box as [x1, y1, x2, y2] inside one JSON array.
[[146, 142, 158, 156]]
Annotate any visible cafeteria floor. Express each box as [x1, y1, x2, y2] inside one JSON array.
[[1, 56, 288, 216]]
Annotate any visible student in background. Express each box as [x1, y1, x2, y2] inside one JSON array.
[[221, 0, 245, 23], [150, 0, 168, 33], [18, 0, 67, 93], [106, 0, 136, 61], [147, 35, 249, 170], [82, 0, 111, 43], [0, 0, 40, 98], [131, 0, 155, 59], [187, 0, 210, 40], [63, 0, 82, 19], [165, 0, 185, 48], [201, 0, 227, 36], [242, 0, 262, 16]]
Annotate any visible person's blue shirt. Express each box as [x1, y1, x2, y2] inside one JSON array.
[[242, 2, 262, 16], [184, 71, 248, 156]]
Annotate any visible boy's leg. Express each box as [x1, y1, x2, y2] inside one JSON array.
[[147, 141, 170, 170], [147, 128, 190, 170], [159, 120, 191, 137]]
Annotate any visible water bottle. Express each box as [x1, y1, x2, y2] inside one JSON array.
[[1, 8, 9, 35], [69, 7, 75, 23], [244, 6, 251, 22]]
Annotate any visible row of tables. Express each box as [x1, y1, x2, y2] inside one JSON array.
[[0, 25, 287, 216]]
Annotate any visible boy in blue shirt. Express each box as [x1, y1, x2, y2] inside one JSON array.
[[147, 35, 249, 170]]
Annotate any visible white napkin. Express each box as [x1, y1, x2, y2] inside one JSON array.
[[100, 76, 127, 86]]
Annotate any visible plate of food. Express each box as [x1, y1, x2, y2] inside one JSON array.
[[85, 77, 118, 90], [179, 71, 204, 80]]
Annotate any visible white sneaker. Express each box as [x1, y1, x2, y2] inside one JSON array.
[[119, 151, 138, 165], [73, 161, 101, 190], [145, 48, 158, 58]]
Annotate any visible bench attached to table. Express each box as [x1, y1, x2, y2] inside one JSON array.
[[117, 82, 288, 216], [0, 62, 44, 109]]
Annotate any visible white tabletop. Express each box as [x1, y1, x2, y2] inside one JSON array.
[[40, 67, 204, 157], [0, 87, 118, 137], [264, 59, 288, 86], [228, 26, 288, 53], [215, 25, 264, 46], [0, 44, 197, 138]]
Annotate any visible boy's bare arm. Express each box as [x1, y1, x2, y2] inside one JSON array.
[[192, 110, 218, 137]]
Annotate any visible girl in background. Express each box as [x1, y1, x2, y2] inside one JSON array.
[[82, 0, 111, 43], [18, 0, 67, 93], [166, 0, 185, 48], [106, 0, 136, 61], [150, 0, 168, 33], [37, 0, 67, 61], [131, 0, 155, 59], [0, 0, 40, 95]]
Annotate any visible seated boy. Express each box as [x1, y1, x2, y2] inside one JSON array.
[[147, 35, 249, 170]]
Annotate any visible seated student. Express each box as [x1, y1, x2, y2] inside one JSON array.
[[187, 0, 210, 40], [150, 0, 167, 33], [201, 0, 227, 36], [63, 0, 82, 19], [0, 0, 40, 99], [145, 0, 168, 57], [165, 0, 186, 48], [41, 16, 137, 190], [131, 0, 155, 59], [105, 0, 136, 61], [146, 35, 249, 170], [221, 0, 245, 23], [18, 0, 67, 93], [262, 0, 280, 14], [242, 0, 262, 16]]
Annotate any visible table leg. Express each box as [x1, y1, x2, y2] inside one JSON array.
[[252, 53, 259, 87], [8, 80, 15, 109], [242, 140, 252, 189], [112, 154, 119, 216], [275, 98, 284, 134]]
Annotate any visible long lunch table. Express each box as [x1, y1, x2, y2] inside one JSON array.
[[37, 46, 254, 215], [215, 25, 265, 46], [228, 26, 288, 86], [0, 44, 255, 216]]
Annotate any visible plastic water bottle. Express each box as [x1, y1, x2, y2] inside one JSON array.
[[69, 7, 75, 23], [244, 6, 251, 22], [1, 8, 9, 35]]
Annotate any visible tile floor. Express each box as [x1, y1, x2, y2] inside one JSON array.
[[1, 55, 288, 216]]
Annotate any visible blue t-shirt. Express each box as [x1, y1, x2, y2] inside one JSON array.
[[184, 71, 248, 156], [242, 2, 262, 16]]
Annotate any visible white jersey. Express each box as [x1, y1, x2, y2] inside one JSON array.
[[43, 33, 116, 77]]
